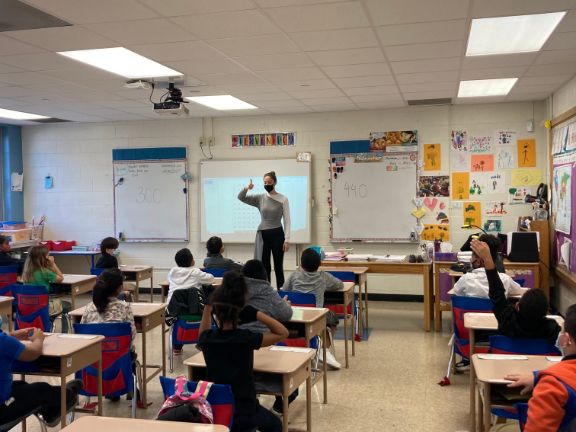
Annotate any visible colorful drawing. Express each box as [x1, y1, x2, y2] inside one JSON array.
[[421, 197, 450, 225], [496, 130, 517, 146], [567, 122, 576, 152], [420, 224, 450, 241], [418, 175, 449, 197], [508, 187, 532, 205], [511, 169, 542, 186], [484, 219, 503, 233], [451, 131, 469, 171], [423, 143, 441, 170], [517, 139, 536, 167], [485, 201, 508, 216], [232, 132, 295, 148], [470, 173, 503, 195], [452, 172, 470, 200], [470, 135, 492, 153], [370, 130, 418, 152], [451, 130, 468, 151], [451, 151, 470, 171], [496, 147, 517, 169], [463, 201, 481, 228], [471, 154, 494, 172], [552, 164, 572, 234]]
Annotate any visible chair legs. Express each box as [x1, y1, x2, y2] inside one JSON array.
[[168, 327, 174, 373]]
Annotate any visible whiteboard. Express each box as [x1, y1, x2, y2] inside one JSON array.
[[113, 147, 188, 242], [331, 152, 418, 241], [200, 159, 311, 243]]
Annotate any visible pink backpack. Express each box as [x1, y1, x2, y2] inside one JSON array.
[[157, 376, 213, 424]]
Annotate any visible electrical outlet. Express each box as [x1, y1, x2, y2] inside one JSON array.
[[208, 137, 215, 147]]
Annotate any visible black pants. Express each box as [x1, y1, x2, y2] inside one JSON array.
[[0, 381, 69, 425], [235, 404, 282, 432], [261, 227, 285, 289]]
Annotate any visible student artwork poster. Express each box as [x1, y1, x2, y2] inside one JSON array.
[[511, 169, 541, 186], [463, 201, 481, 228], [420, 224, 450, 241], [496, 147, 516, 169], [496, 130, 517, 146], [369, 130, 418, 152], [418, 175, 449, 197], [470, 172, 505, 196], [484, 219, 503, 233], [471, 154, 494, 172], [485, 201, 508, 216], [552, 164, 572, 234], [517, 139, 536, 167], [451, 172, 469, 200], [470, 135, 492, 153], [450, 130, 469, 171], [421, 197, 449, 225], [423, 144, 441, 170], [508, 187, 532, 205]]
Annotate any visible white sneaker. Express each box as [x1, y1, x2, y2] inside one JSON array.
[[323, 350, 341, 370]]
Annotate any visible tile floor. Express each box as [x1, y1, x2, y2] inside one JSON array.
[[11, 300, 491, 432]]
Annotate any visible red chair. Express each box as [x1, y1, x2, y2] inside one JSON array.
[[169, 319, 202, 373], [0, 265, 18, 297], [277, 290, 320, 350], [160, 376, 234, 430], [13, 284, 52, 332], [325, 271, 356, 316]]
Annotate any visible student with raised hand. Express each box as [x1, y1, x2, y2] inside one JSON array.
[[198, 271, 287, 432], [0, 324, 82, 426], [471, 238, 560, 341], [203, 236, 243, 272]]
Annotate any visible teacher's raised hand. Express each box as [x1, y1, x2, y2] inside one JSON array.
[[247, 178, 254, 190]]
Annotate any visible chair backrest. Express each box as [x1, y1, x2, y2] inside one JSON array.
[[73, 322, 134, 397], [13, 284, 51, 331], [278, 290, 316, 307], [159, 376, 234, 429], [326, 271, 356, 283], [90, 267, 105, 276], [203, 268, 226, 277], [489, 335, 561, 356], [451, 295, 493, 360], [172, 319, 202, 346], [0, 265, 18, 297]]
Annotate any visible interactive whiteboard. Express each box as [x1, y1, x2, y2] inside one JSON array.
[[113, 147, 188, 242], [200, 159, 311, 243]]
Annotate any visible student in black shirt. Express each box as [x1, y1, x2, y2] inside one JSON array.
[[471, 238, 560, 342], [95, 237, 119, 269], [0, 235, 23, 274], [198, 271, 288, 432]]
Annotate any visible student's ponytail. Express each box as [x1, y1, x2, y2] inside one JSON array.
[[93, 268, 124, 314], [211, 271, 247, 328]]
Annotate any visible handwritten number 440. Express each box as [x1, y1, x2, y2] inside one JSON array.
[[136, 187, 161, 204], [343, 182, 368, 198]]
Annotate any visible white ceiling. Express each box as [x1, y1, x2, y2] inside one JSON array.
[[0, 0, 575, 124]]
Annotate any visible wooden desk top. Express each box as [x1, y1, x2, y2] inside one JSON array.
[[160, 278, 222, 287], [60, 274, 97, 285], [185, 346, 315, 375], [472, 353, 559, 383], [321, 260, 431, 274], [51, 250, 101, 256], [61, 416, 229, 432], [289, 307, 328, 323], [34, 333, 104, 357], [0, 295, 13, 303], [119, 265, 153, 272], [464, 312, 564, 330], [320, 266, 369, 274], [69, 302, 166, 318]]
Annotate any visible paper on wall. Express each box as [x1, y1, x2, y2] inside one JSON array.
[[10, 172, 23, 192]]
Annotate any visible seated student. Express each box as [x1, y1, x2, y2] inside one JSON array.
[[0, 235, 24, 274], [95, 237, 120, 269], [505, 304, 576, 432], [167, 248, 215, 305], [198, 271, 287, 432], [22, 245, 71, 333], [471, 238, 560, 341], [0, 324, 82, 426], [453, 234, 523, 298], [203, 236, 243, 272], [282, 248, 343, 369]]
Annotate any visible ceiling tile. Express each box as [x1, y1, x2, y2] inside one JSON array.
[[333, 75, 396, 88], [460, 66, 529, 80], [0, 53, 81, 71], [534, 48, 576, 64], [471, 0, 575, 18], [256, 67, 326, 83], [355, 101, 405, 110], [234, 92, 292, 102], [385, 41, 464, 62], [267, 106, 312, 113], [524, 62, 576, 76], [322, 63, 391, 78], [256, 100, 309, 110], [254, 0, 348, 6], [456, 96, 507, 104], [298, 96, 352, 105], [265, 2, 370, 32], [390, 57, 461, 74], [0, 35, 45, 56], [462, 53, 538, 69], [0, 63, 24, 74], [510, 82, 562, 94], [308, 47, 385, 66], [3, 27, 116, 52], [139, 0, 255, 16], [399, 81, 457, 93], [341, 85, 400, 96], [376, 20, 468, 46], [396, 70, 460, 85], [308, 103, 358, 112], [402, 90, 457, 100], [171, 10, 279, 39], [22, 0, 159, 23], [349, 94, 404, 103], [234, 53, 315, 71], [286, 88, 345, 99], [86, 19, 195, 45], [543, 31, 576, 50], [519, 74, 575, 87], [207, 34, 300, 56], [165, 58, 247, 75], [505, 92, 551, 101], [191, 72, 267, 86], [290, 28, 378, 51], [556, 10, 576, 32], [131, 41, 225, 62], [279, 79, 336, 92], [364, 0, 469, 25]]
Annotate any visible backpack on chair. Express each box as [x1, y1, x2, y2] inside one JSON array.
[[157, 375, 213, 424]]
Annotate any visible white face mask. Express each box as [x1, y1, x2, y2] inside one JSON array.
[[556, 332, 569, 356]]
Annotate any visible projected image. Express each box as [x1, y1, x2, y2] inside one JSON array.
[[203, 176, 308, 237]]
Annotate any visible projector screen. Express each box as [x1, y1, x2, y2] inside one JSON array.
[[200, 159, 311, 243]]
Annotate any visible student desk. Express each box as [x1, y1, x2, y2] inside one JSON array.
[[321, 260, 434, 331], [159, 278, 223, 303], [0, 295, 13, 330], [52, 274, 98, 309], [185, 346, 316, 432], [471, 354, 558, 432], [69, 302, 166, 408], [434, 260, 542, 332], [320, 266, 368, 335], [120, 265, 154, 302], [289, 307, 328, 403], [50, 250, 102, 268], [464, 312, 563, 432], [324, 281, 356, 368], [61, 416, 229, 432], [13, 333, 104, 429]]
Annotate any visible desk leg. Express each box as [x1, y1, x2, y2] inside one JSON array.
[[322, 327, 327, 404], [161, 320, 166, 376], [482, 382, 491, 432], [343, 299, 349, 369], [135, 280, 140, 302], [351, 301, 356, 357], [434, 267, 441, 332], [150, 274, 154, 303], [470, 329, 476, 432], [282, 382, 289, 432], [364, 278, 369, 332], [306, 374, 312, 432], [141, 328, 148, 407], [356, 279, 364, 338], [423, 270, 433, 332], [97, 352, 103, 416], [71, 290, 76, 310], [60, 376, 66, 429]]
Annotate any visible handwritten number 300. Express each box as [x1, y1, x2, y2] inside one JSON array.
[[136, 187, 161, 203]]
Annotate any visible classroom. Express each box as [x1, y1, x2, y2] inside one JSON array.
[[1, 1, 576, 431]]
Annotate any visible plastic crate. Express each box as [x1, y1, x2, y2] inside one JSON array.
[[0, 228, 32, 243]]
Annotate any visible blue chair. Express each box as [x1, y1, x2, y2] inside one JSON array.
[[278, 290, 316, 308], [0, 265, 18, 297], [451, 295, 493, 362], [325, 271, 357, 325], [489, 335, 560, 356], [159, 376, 234, 430], [203, 268, 226, 277], [90, 268, 104, 276], [73, 322, 139, 418], [13, 284, 52, 332], [169, 319, 202, 373]]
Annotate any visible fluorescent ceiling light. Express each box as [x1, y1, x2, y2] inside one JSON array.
[[467, 12, 566, 56], [58, 47, 182, 79], [458, 78, 518, 97], [186, 95, 258, 110], [0, 108, 49, 120]]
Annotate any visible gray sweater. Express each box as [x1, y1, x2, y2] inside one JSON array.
[[203, 254, 243, 272], [282, 270, 343, 307], [240, 277, 293, 333], [237, 188, 291, 240]]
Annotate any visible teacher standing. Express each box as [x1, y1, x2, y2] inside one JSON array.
[[238, 171, 290, 288]]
